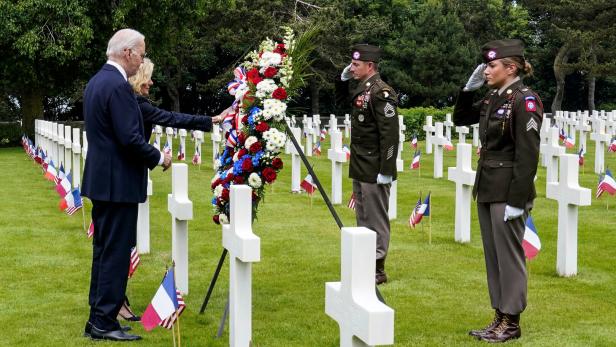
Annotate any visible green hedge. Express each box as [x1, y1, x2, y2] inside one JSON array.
[[398, 106, 453, 140], [0, 122, 22, 147]]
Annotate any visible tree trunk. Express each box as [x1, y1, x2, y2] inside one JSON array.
[[551, 43, 571, 113], [587, 51, 597, 111], [310, 77, 320, 115], [165, 66, 181, 112], [20, 87, 44, 138]]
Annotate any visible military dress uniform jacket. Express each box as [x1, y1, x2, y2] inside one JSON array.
[[453, 80, 542, 208], [348, 73, 399, 183]]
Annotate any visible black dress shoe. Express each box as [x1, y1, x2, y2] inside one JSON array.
[[90, 326, 141, 341], [84, 322, 132, 338]]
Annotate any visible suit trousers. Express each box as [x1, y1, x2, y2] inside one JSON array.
[[477, 201, 532, 315], [88, 200, 138, 331], [353, 180, 391, 261]]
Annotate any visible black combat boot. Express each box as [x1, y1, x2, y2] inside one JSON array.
[[375, 259, 387, 285], [481, 313, 521, 343], [469, 310, 503, 339]]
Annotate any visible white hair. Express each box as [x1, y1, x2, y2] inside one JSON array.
[[106, 28, 145, 58]]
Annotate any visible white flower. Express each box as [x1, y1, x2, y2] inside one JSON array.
[[259, 52, 282, 67], [214, 184, 224, 197], [248, 172, 262, 188], [245, 136, 258, 150], [219, 213, 229, 224], [233, 151, 240, 162]]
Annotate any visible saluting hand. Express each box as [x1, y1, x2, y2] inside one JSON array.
[[341, 64, 353, 81], [464, 63, 487, 91]]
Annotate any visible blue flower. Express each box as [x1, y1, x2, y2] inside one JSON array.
[[211, 197, 217, 206], [233, 160, 243, 175]]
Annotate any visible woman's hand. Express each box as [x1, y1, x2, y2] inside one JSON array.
[[464, 63, 487, 91]]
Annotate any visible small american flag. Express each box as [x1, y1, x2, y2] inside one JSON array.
[[159, 290, 186, 329], [347, 193, 356, 210], [87, 220, 94, 238], [128, 246, 140, 278]]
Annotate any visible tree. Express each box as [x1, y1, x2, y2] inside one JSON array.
[[0, 0, 93, 136]]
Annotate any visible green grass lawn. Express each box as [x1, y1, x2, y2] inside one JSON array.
[[1, 136, 615, 347]]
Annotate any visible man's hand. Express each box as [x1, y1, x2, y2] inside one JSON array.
[[376, 174, 392, 185], [503, 205, 524, 221], [464, 63, 486, 91], [341, 64, 353, 81], [162, 152, 172, 171]]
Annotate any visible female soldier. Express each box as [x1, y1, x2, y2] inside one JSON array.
[[453, 39, 542, 343]]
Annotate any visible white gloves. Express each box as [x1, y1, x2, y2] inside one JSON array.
[[376, 174, 393, 185], [504, 205, 524, 221], [463, 63, 487, 91], [341, 64, 353, 81]]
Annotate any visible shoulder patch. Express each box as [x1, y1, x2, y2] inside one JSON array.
[[384, 102, 396, 118], [525, 99, 537, 112]]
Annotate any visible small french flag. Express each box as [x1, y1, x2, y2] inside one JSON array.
[[141, 267, 181, 331], [522, 215, 541, 260]]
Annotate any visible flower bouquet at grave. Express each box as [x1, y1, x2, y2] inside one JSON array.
[[211, 26, 315, 224]]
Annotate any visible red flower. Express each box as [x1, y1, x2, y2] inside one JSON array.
[[272, 87, 287, 100], [242, 158, 253, 171], [271, 157, 283, 170], [242, 115, 249, 124], [262, 167, 277, 183], [246, 68, 261, 84], [249, 142, 262, 153], [263, 67, 278, 78], [221, 188, 230, 201], [273, 43, 285, 54], [213, 215, 220, 224], [233, 175, 245, 184], [237, 132, 246, 145], [237, 148, 248, 158], [255, 122, 270, 133]]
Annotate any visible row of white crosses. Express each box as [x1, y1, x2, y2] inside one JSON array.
[[34, 120, 85, 189]]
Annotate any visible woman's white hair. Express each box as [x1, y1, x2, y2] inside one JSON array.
[[106, 28, 145, 58]]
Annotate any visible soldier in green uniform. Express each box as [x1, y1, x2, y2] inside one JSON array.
[[340, 44, 399, 285], [453, 39, 543, 343]]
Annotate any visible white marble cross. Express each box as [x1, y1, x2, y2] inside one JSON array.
[[455, 126, 469, 144], [328, 130, 347, 204], [57, 124, 65, 168], [542, 127, 565, 183], [304, 116, 314, 157], [211, 123, 222, 163], [388, 180, 397, 221], [71, 128, 81, 188], [423, 116, 434, 154], [313, 114, 322, 145], [325, 227, 394, 347], [82, 131, 88, 167], [329, 114, 338, 135], [471, 124, 480, 148], [178, 129, 187, 161], [444, 113, 454, 140], [344, 114, 351, 138], [565, 112, 577, 143], [590, 119, 610, 174], [447, 143, 476, 243], [165, 127, 174, 154], [63, 125, 72, 175], [137, 172, 153, 254], [606, 111, 616, 136], [538, 116, 551, 167], [546, 154, 591, 277], [222, 185, 260, 347], [397, 115, 406, 172], [431, 122, 447, 179], [576, 111, 591, 153], [50, 123, 58, 164], [289, 126, 302, 192], [154, 125, 162, 150], [167, 163, 193, 293], [291, 115, 297, 128]]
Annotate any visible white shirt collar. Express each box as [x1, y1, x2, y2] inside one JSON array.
[[498, 76, 520, 95], [106, 60, 127, 81]]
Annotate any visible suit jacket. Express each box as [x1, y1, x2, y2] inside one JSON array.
[[137, 95, 212, 142], [348, 73, 399, 183], [453, 80, 543, 208], [81, 64, 161, 203]]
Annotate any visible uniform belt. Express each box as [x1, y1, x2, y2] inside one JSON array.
[[481, 151, 514, 161]]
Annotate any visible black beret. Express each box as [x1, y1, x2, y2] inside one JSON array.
[[481, 39, 525, 63], [351, 44, 382, 62]]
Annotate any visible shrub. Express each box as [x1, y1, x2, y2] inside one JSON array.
[[398, 106, 453, 140]]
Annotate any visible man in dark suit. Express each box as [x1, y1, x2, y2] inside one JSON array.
[[81, 28, 171, 341]]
